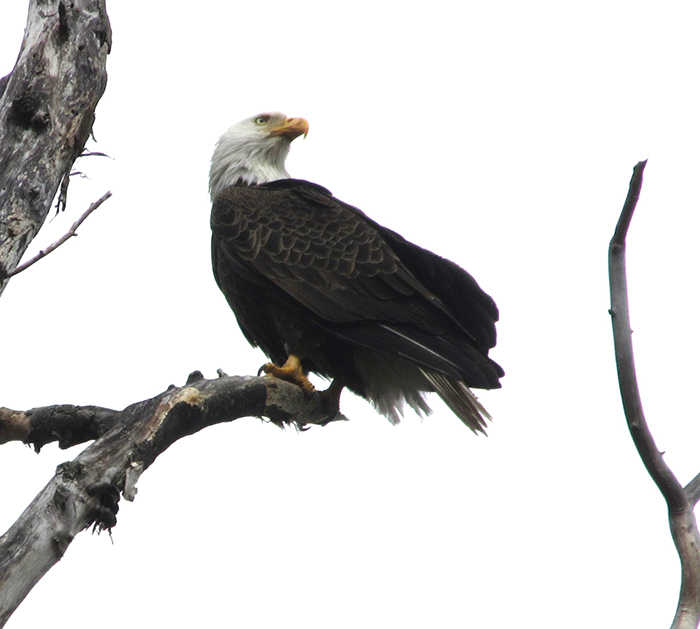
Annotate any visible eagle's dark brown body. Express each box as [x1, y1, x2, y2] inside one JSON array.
[[211, 178, 503, 431]]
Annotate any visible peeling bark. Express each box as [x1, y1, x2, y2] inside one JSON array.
[[0, 0, 111, 296]]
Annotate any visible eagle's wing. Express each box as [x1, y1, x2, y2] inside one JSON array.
[[211, 180, 502, 389]]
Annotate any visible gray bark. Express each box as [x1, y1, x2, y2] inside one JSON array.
[[0, 0, 111, 296]]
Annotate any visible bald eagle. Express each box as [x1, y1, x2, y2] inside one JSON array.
[[210, 113, 503, 432]]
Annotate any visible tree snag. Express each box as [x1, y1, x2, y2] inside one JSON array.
[[0, 0, 111, 296], [609, 161, 700, 629]]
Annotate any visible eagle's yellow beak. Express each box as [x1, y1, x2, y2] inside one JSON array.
[[270, 117, 309, 140]]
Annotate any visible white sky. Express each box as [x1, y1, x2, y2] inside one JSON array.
[[1, 1, 700, 627]]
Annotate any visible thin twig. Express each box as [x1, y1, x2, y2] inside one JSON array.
[[608, 161, 700, 629], [5, 191, 112, 278], [608, 161, 684, 504]]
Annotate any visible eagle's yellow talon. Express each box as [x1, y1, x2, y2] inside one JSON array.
[[260, 355, 316, 396]]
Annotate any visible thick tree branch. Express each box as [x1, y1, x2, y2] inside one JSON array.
[[0, 372, 345, 626], [608, 161, 700, 629], [0, 0, 111, 296]]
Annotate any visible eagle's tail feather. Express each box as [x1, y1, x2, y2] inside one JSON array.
[[420, 369, 491, 434]]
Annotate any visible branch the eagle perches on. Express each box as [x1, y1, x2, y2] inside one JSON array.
[[0, 371, 345, 626], [608, 160, 700, 629]]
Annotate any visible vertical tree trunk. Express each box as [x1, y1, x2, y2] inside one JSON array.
[[0, 0, 111, 297]]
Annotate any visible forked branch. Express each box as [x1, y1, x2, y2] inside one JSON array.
[[608, 161, 700, 629], [0, 372, 345, 627]]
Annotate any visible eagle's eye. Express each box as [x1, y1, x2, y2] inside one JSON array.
[[254, 116, 269, 126]]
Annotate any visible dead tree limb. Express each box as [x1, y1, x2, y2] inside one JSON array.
[[609, 161, 700, 629], [0, 372, 345, 627], [0, 0, 111, 296]]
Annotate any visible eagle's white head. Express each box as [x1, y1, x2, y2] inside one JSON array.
[[209, 112, 309, 201]]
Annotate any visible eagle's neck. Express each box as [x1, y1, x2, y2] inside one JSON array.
[[209, 133, 291, 200]]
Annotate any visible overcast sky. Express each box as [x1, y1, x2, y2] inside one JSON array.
[[2, 2, 700, 628]]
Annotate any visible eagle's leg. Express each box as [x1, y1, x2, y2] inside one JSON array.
[[260, 354, 316, 396]]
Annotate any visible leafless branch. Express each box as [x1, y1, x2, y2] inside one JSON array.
[[3, 191, 112, 278], [0, 371, 346, 626], [608, 161, 700, 629]]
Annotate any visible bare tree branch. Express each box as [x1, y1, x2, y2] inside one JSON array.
[[3, 191, 111, 278], [0, 372, 346, 626], [608, 161, 685, 506], [609, 161, 700, 629], [0, 0, 111, 296]]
